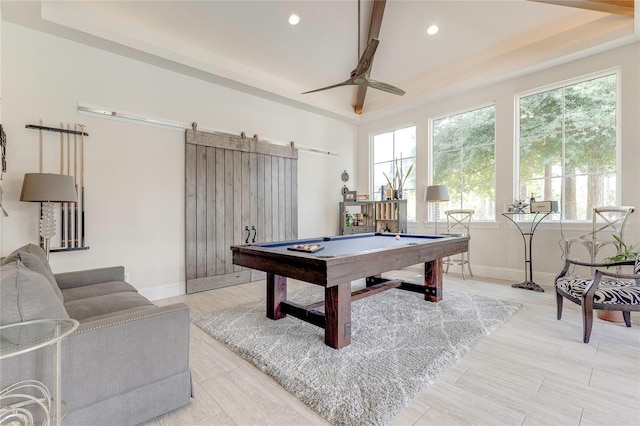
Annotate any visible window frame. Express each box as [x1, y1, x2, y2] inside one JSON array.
[[429, 102, 497, 221], [514, 68, 621, 222], [370, 124, 417, 221]]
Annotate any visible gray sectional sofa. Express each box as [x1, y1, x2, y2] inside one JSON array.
[[0, 243, 192, 425]]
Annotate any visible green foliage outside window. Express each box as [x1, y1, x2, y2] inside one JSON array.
[[518, 73, 617, 220], [432, 105, 496, 220]]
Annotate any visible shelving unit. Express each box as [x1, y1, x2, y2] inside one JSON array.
[[339, 200, 407, 235]]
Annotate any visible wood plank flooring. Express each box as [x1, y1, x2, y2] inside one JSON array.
[[145, 271, 640, 426]]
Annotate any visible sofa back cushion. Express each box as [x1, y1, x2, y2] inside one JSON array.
[[0, 260, 69, 326], [1, 243, 50, 268], [0, 244, 63, 302]]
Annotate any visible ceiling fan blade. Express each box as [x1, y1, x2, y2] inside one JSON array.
[[364, 78, 405, 96], [355, 0, 387, 115], [352, 38, 379, 77], [301, 79, 355, 94]]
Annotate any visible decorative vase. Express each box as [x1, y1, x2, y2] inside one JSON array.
[[392, 190, 399, 200]]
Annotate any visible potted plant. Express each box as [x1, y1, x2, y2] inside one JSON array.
[[603, 234, 638, 263], [383, 156, 413, 199]]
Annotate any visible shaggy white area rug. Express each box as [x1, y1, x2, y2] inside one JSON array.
[[193, 286, 521, 425]]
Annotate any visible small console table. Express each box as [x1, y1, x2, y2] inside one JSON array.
[[502, 212, 550, 292], [0, 318, 79, 426]]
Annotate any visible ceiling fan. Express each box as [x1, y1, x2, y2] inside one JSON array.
[[301, 37, 405, 97], [302, 0, 404, 114]]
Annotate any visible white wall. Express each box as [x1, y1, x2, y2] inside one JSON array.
[[358, 42, 640, 285], [1, 22, 357, 297]]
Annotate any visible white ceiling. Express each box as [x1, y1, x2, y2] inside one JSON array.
[[2, 1, 638, 122]]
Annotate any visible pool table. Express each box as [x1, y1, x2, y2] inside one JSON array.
[[231, 232, 469, 349]]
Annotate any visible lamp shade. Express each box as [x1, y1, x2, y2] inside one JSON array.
[[424, 185, 450, 202], [20, 173, 77, 203]]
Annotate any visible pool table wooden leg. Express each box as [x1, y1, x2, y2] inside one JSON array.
[[424, 259, 443, 302], [266, 273, 287, 320], [324, 282, 352, 349]]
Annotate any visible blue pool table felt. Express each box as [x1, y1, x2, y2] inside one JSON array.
[[254, 233, 447, 258]]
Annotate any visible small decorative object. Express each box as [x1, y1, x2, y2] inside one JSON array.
[[510, 199, 529, 213], [346, 213, 353, 226], [380, 185, 386, 200], [341, 185, 349, 196], [341, 170, 349, 182], [287, 243, 324, 253], [343, 190, 356, 201]]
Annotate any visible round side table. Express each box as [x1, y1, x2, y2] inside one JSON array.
[[0, 318, 79, 426]]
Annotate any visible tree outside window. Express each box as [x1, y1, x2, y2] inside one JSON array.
[[372, 126, 416, 221], [517, 73, 617, 220], [432, 106, 496, 220]]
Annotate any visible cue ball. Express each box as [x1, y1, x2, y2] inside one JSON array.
[[395, 234, 400, 240]]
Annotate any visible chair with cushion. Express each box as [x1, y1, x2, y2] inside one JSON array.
[[563, 206, 635, 264], [443, 209, 474, 279], [555, 253, 640, 343]]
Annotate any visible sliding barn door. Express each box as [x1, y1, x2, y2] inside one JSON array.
[[185, 129, 298, 294]]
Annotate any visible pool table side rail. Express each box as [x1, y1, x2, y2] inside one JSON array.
[[231, 236, 469, 287]]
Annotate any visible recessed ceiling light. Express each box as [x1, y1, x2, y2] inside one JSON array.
[[427, 25, 439, 35], [289, 14, 300, 25]]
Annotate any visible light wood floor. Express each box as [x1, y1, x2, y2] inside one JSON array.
[[146, 271, 640, 426]]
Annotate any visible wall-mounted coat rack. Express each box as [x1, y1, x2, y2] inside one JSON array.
[[26, 122, 90, 253]]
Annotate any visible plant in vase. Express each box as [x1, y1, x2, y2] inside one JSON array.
[[383, 156, 413, 199], [603, 234, 638, 263]]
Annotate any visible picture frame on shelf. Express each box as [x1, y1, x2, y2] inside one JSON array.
[[343, 191, 357, 202]]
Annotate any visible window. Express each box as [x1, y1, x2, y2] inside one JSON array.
[[517, 73, 617, 220], [372, 126, 416, 220], [432, 105, 496, 220]]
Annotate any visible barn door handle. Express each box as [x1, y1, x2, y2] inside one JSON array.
[[245, 226, 250, 244], [251, 225, 257, 243]]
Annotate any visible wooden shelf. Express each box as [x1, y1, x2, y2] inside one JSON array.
[[339, 200, 407, 235]]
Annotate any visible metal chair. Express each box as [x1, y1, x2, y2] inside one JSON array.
[[564, 206, 635, 263], [443, 209, 474, 279], [555, 253, 640, 343]]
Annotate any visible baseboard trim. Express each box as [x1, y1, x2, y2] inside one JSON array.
[[139, 266, 558, 301], [139, 281, 186, 301], [404, 263, 556, 288]]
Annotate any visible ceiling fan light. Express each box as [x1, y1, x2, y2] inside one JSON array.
[[427, 25, 439, 35], [288, 14, 300, 25]]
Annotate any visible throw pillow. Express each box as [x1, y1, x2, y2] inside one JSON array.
[[14, 251, 64, 302], [0, 260, 69, 326], [1, 243, 51, 271]]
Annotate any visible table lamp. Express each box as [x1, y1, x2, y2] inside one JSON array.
[[20, 173, 77, 258], [424, 185, 449, 234]]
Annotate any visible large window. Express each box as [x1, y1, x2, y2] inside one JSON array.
[[517, 72, 617, 220], [432, 105, 496, 220], [372, 126, 416, 220]]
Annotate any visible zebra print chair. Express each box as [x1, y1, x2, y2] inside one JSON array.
[[555, 253, 640, 343]]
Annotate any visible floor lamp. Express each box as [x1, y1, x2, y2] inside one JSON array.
[[20, 173, 78, 259], [425, 185, 449, 234]]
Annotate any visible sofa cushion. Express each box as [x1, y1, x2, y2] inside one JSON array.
[[1, 243, 50, 269], [15, 251, 64, 302], [61, 281, 138, 303], [0, 244, 63, 302], [0, 260, 69, 326], [64, 292, 154, 321]]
